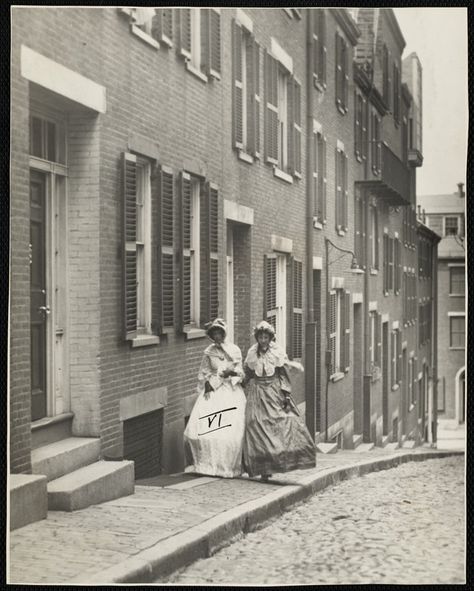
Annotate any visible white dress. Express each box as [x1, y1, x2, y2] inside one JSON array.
[[184, 341, 247, 478]]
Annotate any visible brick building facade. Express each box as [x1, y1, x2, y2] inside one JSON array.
[[10, 8, 439, 486]]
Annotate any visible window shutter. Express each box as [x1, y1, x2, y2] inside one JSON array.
[[123, 153, 138, 340], [232, 20, 244, 150], [354, 92, 360, 158], [286, 76, 295, 175], [335, 33, 341, 107], [179, 171, 192, 330], [335, 148, 341, 229], [290, 258, 303, 359], [313, 133, 319, 218], [396, 330, 402, 383], [312, 10, 320, 83], [152, 8, 173, 46], [343, 152, 348, 230], [293, 79, 302, 177], [264, 254, 277, 330], [343, 39, 349, 111], [320, 10, 327, 85], [158, 166, 175, 331], [344, 291, 350, 371], [264, 50, 279, 165], [376, 117, 382, 174], [391, 331, 395, 387], [201, 182, 219, 326], [374, 207, 379, 269], [178, 8, 191, 59], [383, 234, 388, 293], [247, 36, 261, 158], [375, 312, 382, 367], [355, 197, 363, 267], [329, 291, 337, 376], [208, 8, 221, 78], [362, 97, 368, 160], [389, 237, 394, 291], [321, 135, 327, 222]]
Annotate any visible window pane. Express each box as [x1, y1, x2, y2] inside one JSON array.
[[30, 117, 43, 158], [450, 267, 465, 294], [450, 317, 465, 347], [46, 121, 57, 162], [445, 217, 458, 236]]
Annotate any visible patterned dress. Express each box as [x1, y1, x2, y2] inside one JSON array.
[[242, 342, 316, 477], [184, 341, 247, 478]]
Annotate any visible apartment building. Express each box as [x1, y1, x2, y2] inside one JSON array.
[[418, 184, 465, 424], [10, 7, 438, 526]]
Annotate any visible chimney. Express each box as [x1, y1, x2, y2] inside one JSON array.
[[422, 209, 426, 224], [417, 204, 421, 219], [457, 182, 465, 198]]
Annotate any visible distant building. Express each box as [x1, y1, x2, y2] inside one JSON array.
[[418, 184, 466, 424]]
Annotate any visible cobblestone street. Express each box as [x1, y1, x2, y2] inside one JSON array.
[[164, 456, 465, 586]]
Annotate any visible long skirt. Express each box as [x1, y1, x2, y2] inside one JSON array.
[[184, 381, 246, 478], [243, 375, 316, 477]]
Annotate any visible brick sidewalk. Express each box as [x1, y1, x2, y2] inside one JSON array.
[[8, 447, 462, 585]]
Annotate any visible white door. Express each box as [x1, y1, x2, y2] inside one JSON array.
[[275, 254, 287, 351], [226, 226, 234, 343]]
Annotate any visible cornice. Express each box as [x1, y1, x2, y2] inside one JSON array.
[[330, 8, 361, 46], [385, 9, 406, 52]]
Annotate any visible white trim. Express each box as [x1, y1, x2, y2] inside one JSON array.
[[448, 312, 465, 317], [447, 263, 465, 267], [394, 231, 399, 238], [131, 334, 160, 348], [330, 372, 345, 383], [186, 61, 208, 82], [184, 328, 206, 340], [369, 301, 377, 311], [332, 277, 345, 290], [236, 8, 253, 32], [21, 45, 106, 113], [381, 313, 389, 323], [270, 37, 293, 73], [238, 150, 254, 164], [131, 24, 160, 49], [383, 227, 389, 234], [271, 234, 293, 254], [392, 320, 399, 330], [120, 386, 167, 421], [223, 200, 254, 225], [454, 365, 465, 424], [273, 166, 294, 184], [313, 256, 322, 270], [352, 292, 363, 304], [336, 139, 345, 151], [313, 119, 322, 134]]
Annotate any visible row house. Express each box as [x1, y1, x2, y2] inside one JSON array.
[[9, 7, 438, 527]]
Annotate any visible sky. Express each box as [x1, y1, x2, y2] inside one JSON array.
[[394, 8, 468, 197]]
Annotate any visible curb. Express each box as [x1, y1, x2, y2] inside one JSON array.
[[68, 449, 463, 585]]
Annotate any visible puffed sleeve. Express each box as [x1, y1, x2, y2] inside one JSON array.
[[196, 351, 213, 396]]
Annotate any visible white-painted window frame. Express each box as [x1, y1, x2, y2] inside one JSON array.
[[135, 158, 152, 335], [275, 253, 287, 352], [190, 178, 201, 325]]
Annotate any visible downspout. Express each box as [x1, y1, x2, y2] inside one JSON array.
[[304, 9, 316, 438], [431, 241, 439, 444]]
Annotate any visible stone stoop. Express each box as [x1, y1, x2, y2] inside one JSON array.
[[316, 442, 338, 454], [32, 437, 101, 482], [9, 474, 48, 530], [385, 441, 400, 450], [352, 434, 363, 449], [379, 435, 389, 447], [48, 460, 135, 511], [351, 442, 375, 453], [401, 439, 418, 449]]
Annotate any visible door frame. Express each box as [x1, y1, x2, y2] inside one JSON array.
[[455, 366, 465, 424], [382, 321, 389, 435], [226, 223, 234, 343]]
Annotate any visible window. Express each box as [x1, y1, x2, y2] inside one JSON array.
[[418, 301, 431, 347], [354, 189, 366, 269], [335, 145, 348, 232], [403, 271, 416, 326], [264, 49, 301, 178], [178, 8, 221, 80], [449, 315, 465, 349], [123, 153, 153, 340], [403, 207, 417, 249], [264, 254, 303, 356], [328, 289, 351, 378], [391, 329, 402, 388], [393, 63, 400, 125], [408, 357, 416, 406], [312, 9, 327, 90], [180, 173, 219, 331], [313, 131, 327, 224], [394, 237, 401, 294], [232, 19, 260, 158], [382, 44, 391, 110], [120, 8, 173, 48], [354, 92, 367, 161], [335, 32, 349, 113], [444, 216, 459, 236], [369, 205, 378, 270], [371, 111, 381, 175], [450, 267, 465, 295], [30, 114, 66, 164]]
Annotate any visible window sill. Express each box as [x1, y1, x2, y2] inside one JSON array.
[[391, 384, 400, 392], [273, 166, 294, 184], [313, 78, 326, 93], [336, 103, 348, 116], [449, 294, 464, 298], [313, 219, 325, 230], [238, 150, 254, 164], [131, 334, 160, 348], [330, 372, 345, 383], [370, 269, 378, 276], [130, 25, 160, 50], [184, 327, 207, 340], [185, 62, 208, 83], [336, 228, 346, 237], [409, 403, 416, 412], [449, 347, 465, 351]]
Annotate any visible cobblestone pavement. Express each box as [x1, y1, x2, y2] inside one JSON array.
[[164, 456, 465, 586]]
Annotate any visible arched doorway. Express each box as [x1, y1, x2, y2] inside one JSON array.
[[455, 367, 465, 424]]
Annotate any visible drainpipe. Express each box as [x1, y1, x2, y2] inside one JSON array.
[[304, 9, 316, 438], [431, 241, 439, 444]]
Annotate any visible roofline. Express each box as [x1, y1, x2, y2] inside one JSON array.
[[330, 8, 361, 46], [386, 9, 406, 52], [416, 220, 441, 243]]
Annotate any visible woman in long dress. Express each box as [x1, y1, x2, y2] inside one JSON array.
[[243, 320, 316, 481], [184, 318, 247, 478]]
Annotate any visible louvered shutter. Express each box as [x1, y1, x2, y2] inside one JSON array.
[[123, 153, 138, 340], [252, 38, 261, 158], [343, 39, 349, 111], [396, 330, 402, 383], [343, 152, 348, 230], [335, 33, 341, 107], [383, 45, 389, 106], [159, 166, 175, 331], [200, 9, 210, 75], [354, 92, 360, 158], [383, 234, 388, 293], [264, 254, 277, 331], [313, 133, 319, 217], [375, 312, 382, 367], [178, 8, 191, 59], [319, 10, 327, 85], [179, 172, 192, 330], [391, 331, 396, 387], [355, 197, 363, 267], [376, 117, 382, 174], [152, 8, 173, 46], [335, 149, 342, 229], [321, 135, 327, 223], [208, 9, 221, 78], [343, 291, 350, 371], [286, 77, 295, 175], [200, 182, 219, 326], [293, 79, 302, 177], [312, 10, 320, 83], [362, 97, 368, 160], [264, 50, 278, 164], [232, 20, 244, 149], [290, 258, 303, 359], [328, 291, 337, 376]]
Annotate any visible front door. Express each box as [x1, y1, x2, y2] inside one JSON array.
[[382, 322, 389, 435], [30, 170, 48, 421], [226, 224, 234, 343], [461, 371, 465, 423]]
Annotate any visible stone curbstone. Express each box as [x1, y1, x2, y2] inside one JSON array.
[[66, 449, 463, 584]]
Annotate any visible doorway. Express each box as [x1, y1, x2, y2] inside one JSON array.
[[402, 347, 407, 435], [352, 303, 363, 434], [382, 321, 389, 436], [226, 224, 234, 343]]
